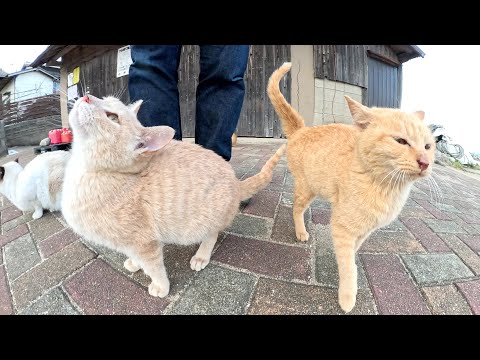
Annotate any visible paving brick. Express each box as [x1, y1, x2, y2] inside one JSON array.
[[19, 287, 79, 315], [11, 241, 96, 311], [28, 212, 64, 242], [241, 191, 280, 218], [280, 193, 330, 209], [0, 223, 29, 247], [2, 214, 31, 233], [400, 217, 450, 252], [1, 206, 23, 224], [64, 259, 168, 315], [311, 208, 330, 225], [457, 234, 480, 252], [360, 230, 425, 253], [213, 234, 312, 282], [0, 248, 2, 266], [0, 265, 13, 315], [38, 228, 82, 258], [248, 278, 376, 315], [400, 205, 436, 219], [381, 219, 408, 232], [4, 234, 41, 280], [0, 196, 12, 210], [432, 203, 462, 214], [422, 285, 471, 315], [91, 241, 199, 297], [415, 199, 454, 220], [438, 233, 480, 275], [167, 265, 256, 315], [401, 253, 474, 285], [423, 218, 467, 234], [456, 279, 480, 314], [271, 205, 310, 244], [361, 254, 430, 314], [226, 213, 273, 240], [447, 213, 480, 235], [315, 225, 368, 289]]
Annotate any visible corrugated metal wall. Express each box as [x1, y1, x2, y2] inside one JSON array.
[[367, 56, 400, 108]]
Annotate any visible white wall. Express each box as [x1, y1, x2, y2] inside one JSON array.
[[313, 78, 363, 126], [1, 71, 56, 103]]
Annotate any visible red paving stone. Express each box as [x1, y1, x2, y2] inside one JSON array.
[[361, 254, 430, 315], [400, 217, 450, 252], [1, 206, 23, 224], [213, 234, 312, 282], [241, 191, 280, 218], [0, 224, 29, 247], [38, 228, 82, 258], [311, 208, 331, 225], [456, 234, 480, 252], [456, 279, 480, 315], [64, 259, 169, 315], [415, 199, 454, 220], [0, 265, 13, 315]]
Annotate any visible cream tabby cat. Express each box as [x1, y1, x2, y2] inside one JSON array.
[[268, 62, 435, 312], [62, 94, 285, 298], [0, 151, 70, 219]]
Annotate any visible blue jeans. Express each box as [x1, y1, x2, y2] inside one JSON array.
[[128, 45, 249, 161]]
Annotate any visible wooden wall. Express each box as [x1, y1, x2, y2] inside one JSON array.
[[0, 94, 60, 124], [63, 45, 291, 138]]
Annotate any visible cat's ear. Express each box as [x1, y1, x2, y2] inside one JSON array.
[[129, 100, 143, 115], [413, 111, 425, 121], [345, 95, 372, 129], [0, 166, 4, 180], [137, 126, 175, 154]]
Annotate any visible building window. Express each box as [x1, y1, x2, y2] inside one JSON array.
[[53, 81, 60, 94], [2, 92, 11, 104]]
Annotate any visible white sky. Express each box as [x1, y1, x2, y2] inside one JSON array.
[[0, 44, 478, 153]]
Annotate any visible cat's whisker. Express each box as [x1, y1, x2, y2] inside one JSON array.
[[429, 175, 445, 209], [386, 168, 401, 192], [378, 168, 398, 187]]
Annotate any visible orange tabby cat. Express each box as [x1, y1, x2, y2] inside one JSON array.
[[62, 94, 285, 298], [267, 62, 435, 312]]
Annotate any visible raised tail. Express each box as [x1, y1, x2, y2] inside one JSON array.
[[239, 144, 286, 201], [267, 62, 305, 138]]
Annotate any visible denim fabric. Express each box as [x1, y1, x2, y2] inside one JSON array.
[[128, 45, 249, 161]]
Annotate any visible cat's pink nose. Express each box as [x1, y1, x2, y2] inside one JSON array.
[[417, 159, 429, 171], [82, 95, 90, 103]]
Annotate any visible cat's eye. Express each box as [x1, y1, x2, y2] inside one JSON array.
[[395, 138, 409, 146], [425, 144, 431, 150], [106, 112, 119, 123]]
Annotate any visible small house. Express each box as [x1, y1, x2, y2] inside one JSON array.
[[30, 45, 424, 137]]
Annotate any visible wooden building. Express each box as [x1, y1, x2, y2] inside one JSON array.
[[30, 45, 423, 138]]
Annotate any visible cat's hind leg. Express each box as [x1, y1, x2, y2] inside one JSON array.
[[124, 258, 142, 272], [190, 232, 218, 271], [293, 181, 315, 242], [32, 202, 44, 220], [129, 242, 170, 298]]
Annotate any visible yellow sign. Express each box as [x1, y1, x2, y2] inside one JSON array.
[[73, 67, 80, 85]]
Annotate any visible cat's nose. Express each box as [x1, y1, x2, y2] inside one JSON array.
[[417, 159, 429, 171], [82, 95, 90, 104]]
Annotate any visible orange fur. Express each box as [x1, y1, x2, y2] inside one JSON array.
[[268, 62, 435, 313], [62, 95, 285, 298]]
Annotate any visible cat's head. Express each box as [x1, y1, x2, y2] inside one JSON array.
[[345, 96, 435, 182], [0, 158, 22, 194], [68, 94, 175, 172]]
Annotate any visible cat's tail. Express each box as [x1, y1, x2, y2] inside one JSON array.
[[239, 144, 286, 201], [267, 62, 305, 138]]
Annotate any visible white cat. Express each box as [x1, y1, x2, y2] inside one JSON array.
[[0, 150, 71, 219]]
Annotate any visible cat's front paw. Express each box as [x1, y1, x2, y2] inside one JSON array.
[[148, 282, 169, 298], [124, 258, 141, 273], [339, 288, 357, 313], [190, 256, 210, 271], [295, 230, 309, 242]]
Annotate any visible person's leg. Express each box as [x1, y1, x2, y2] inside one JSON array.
[[196, 45, 249, 161], [128, 45, 183, 139]]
